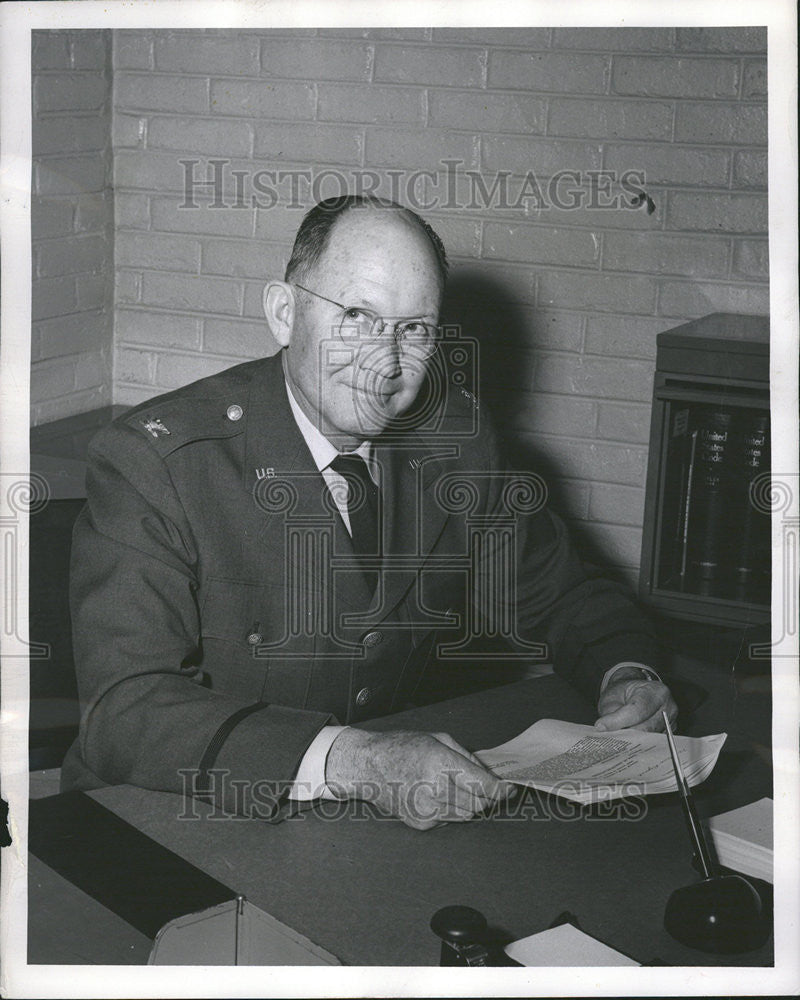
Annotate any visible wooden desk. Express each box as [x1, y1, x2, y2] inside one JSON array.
[[29, 657, 772, 967]]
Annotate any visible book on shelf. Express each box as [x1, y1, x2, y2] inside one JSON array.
[[687, 407, 732, 594], [727, 411, 770, 602], [661, 404, 770, 603]]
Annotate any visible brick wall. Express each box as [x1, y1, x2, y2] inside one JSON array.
[[108, 26, 768, 584], [31, 29, 114, 426]]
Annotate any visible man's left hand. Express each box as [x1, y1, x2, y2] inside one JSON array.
[[595, 673, 678, 732]]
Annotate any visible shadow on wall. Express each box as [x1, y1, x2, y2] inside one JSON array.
[[442, 268, 574, 506], [442, 269, 629, 585]]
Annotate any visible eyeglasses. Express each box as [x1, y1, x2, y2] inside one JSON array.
[[294, 283, 440, 360]]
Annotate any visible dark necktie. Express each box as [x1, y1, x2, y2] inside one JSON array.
[[330, 453, 381, 591]]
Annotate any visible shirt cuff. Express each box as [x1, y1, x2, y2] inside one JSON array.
[[287, 725, 348, 801], [600, 661, 661, 695]]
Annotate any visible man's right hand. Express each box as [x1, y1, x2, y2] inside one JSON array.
[[324, 728, 514, 831]]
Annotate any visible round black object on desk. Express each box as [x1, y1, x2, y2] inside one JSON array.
[[664, 873, 770, 953], [430, 906, 489, 966]]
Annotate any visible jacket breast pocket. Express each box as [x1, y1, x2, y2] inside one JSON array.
[[199, 577, 316, 706], [200, 578, 290, 648]]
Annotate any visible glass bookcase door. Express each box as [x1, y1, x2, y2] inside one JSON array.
[[655, 400, 770, 606]]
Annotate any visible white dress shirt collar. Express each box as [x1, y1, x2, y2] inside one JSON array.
[[284, 377, 374, 474]]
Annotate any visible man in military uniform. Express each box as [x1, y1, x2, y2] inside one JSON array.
[[63, 195, 676, 829]]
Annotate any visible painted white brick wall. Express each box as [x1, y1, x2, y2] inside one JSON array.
[[108, 27, 768, 584], [32, 27, 768, 587], [31, 29, 114, 425]]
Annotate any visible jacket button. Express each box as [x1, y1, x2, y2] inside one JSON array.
[[247, 631, 262, 645], [355, 687, 372, 707], [227, 404, 243, 421], [363, 630, 382, 648]]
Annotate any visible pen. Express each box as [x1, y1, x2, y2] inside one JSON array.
[[662, 710, 715, 878]]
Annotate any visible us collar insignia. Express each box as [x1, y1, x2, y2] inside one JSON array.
[[141, 416, 171, 438]]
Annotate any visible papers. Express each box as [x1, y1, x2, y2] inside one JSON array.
[[477, 719, 727, 804], [709, 797, 773, 883], [504, 923, 639, 967]]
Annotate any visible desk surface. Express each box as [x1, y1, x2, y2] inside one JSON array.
[[32, 656, 773, 968]]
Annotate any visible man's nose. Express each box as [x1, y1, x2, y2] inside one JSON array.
[[360, 331, 402, 377]]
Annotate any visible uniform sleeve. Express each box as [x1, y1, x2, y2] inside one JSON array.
[[66, 422, 333, 819], [511, 507, 663, 703], [474, 422, 663, 706]]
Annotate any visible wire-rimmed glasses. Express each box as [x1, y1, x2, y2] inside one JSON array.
[[293, 283, 440, 360]]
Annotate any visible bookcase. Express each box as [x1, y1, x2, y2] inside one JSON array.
[[639, 314, 770, 628]]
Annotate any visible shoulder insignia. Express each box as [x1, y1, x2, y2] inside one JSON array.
[[114, 357, 272, 458], [125, 394, 247, 457], [140, 416, 171, 438]]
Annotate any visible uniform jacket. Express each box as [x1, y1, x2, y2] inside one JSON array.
[[61, 353, 661, 816]]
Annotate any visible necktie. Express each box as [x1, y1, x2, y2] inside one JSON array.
[[330, 453, 381, 591]]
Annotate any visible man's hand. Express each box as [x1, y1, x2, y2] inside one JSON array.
[[595, 669, 678, 733], [325, 728, 514, 831]]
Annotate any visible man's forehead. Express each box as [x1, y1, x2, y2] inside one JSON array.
[[321, 208, 434, 265], [305, 215, 440, 311]]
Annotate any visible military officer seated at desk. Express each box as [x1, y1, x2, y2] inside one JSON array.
[[63, 194, 677, 830]]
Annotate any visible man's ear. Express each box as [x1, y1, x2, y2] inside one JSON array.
[[263, 281, 295, 348]]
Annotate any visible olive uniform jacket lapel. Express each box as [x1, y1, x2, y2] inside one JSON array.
[[241, 354, 451, 627]]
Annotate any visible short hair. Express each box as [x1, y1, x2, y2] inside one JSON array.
[[284, 195, 448, 288]]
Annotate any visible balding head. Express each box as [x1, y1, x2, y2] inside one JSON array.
[[285, 195, 448, 294], [263, 195, 447, 448]]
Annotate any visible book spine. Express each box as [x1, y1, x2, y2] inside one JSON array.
[[687, 408, 732, 594], [727, 411, 770, 602], [679, 430, 698, 586]]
